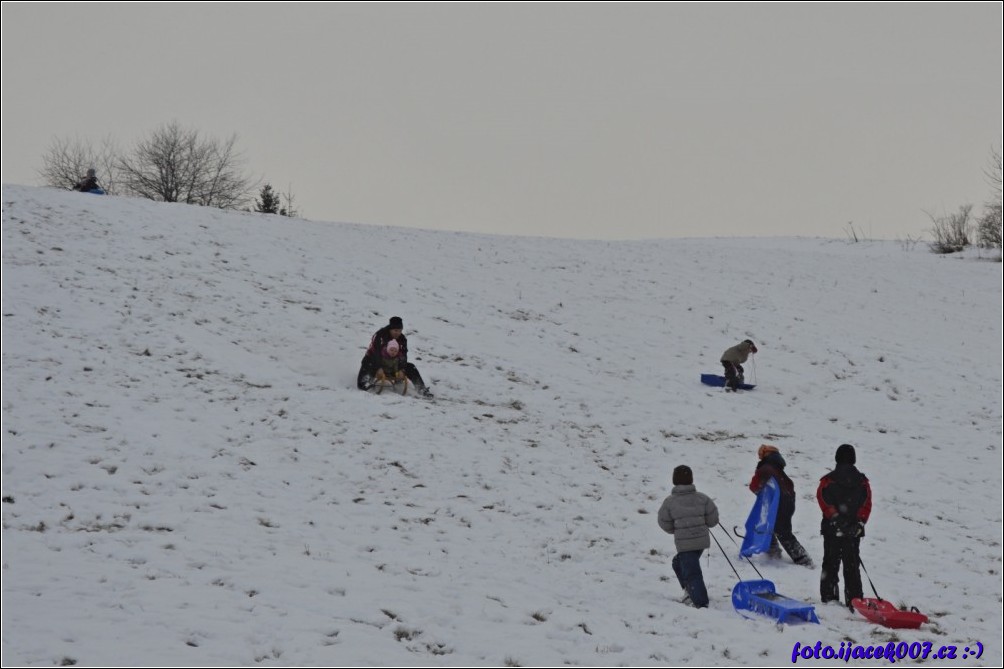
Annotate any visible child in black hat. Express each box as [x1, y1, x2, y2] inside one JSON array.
[[816, 444, 872, 608]]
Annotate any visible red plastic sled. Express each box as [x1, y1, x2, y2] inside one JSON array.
[[852, 598, 929, 629]]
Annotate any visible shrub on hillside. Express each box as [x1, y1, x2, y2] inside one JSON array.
[[927, 205, 972, 254]]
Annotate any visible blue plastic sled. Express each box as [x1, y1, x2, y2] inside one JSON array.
[[85, 188, 106, 195], [700, 374, 755, 390], [732, 580, 819, 624], [740, 478, 779, 557]]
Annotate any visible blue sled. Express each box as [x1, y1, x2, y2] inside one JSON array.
[[701, 374, 755, 390], [85, 188, 106, 195], [732, 580, 819, 624], [740, 477, 779, 557]]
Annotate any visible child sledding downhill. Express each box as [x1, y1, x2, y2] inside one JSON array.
[[357, 316, 433, 397], [372, 340, 407, 392], [749, 445, 813, 567]]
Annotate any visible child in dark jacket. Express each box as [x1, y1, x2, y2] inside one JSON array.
[[356, 316, 432, 397], [749, 445, 813, 566], [817, 443, 872, 609], [74, 168, 99, 192], [658, 465, 720, 608]]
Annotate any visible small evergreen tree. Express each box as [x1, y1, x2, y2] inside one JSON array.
[[254, 184, 281, 214]]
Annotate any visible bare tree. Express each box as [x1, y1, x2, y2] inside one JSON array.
[[278, 183, 299, 218], [117, 121, 256, 209], [198, 133, 255, 209], [976, 147, 1002, 250], [38, 135, 121, 194]]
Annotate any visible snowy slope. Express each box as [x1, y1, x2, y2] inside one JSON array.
[[2, 184, 1001, 666]]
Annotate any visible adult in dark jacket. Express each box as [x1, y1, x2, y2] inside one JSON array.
[[720, 339, 757, 391], [817, 443, 872, 609], [357, 316, 432, 397], [749, 444, 812, 566], [657, 465, 720, 608], [74, 168, 100, 192]]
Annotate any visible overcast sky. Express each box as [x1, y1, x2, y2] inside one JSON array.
[[2, 3, 1001, 240]]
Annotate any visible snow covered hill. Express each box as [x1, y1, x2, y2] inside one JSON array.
[[2, 184, 1001, 666]]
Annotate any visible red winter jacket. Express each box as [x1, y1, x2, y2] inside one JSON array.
[[749, 452, 795, 498], [816, 464, 872, 523]]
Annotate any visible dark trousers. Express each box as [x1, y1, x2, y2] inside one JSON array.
[[772, 496, 810, 564], [357, 357, 427, 391], [672, 549, 709, 608], [820, 534, 862, 605], [722, 362, 744, 390]]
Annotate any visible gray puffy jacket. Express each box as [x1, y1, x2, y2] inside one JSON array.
[[658, 485, 720, 553]]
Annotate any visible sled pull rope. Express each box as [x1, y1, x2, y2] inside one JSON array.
[[722, 525, 766, 580], [710, 528, 744, 581], [858, 556, 882, 600]]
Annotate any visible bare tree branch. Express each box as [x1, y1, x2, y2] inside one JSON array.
[[117, 121, 255, 209], [977, 147, 1002, 250], [38, 135, 120, 194]]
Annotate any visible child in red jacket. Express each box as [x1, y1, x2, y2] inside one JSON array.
[[749, 444, 812, 566], [817, 443, 872, 609]]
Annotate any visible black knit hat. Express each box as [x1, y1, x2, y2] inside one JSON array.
[[389, 316, 404, 330], [835, 443, 856, 465], [672, 465, 693, 486]]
